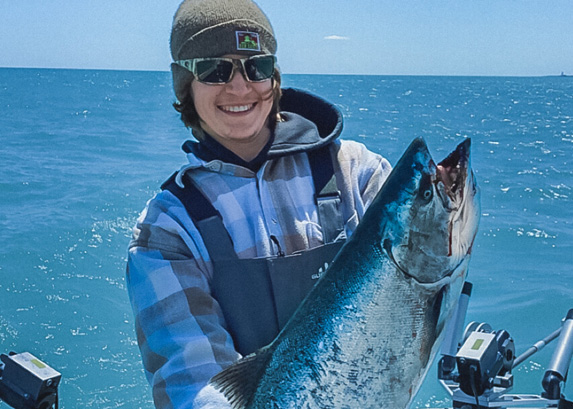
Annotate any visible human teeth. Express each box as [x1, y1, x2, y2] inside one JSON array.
[[221, 104, 252, 112]]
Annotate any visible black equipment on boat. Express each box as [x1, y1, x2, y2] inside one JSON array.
[[437, 285, 573, 409], [0, 352, 60, 409]]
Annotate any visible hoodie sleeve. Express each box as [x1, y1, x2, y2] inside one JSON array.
[[334, 139, 393, 235], [126, 191, 240, 409]]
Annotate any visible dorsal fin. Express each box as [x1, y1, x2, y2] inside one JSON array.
[[210, 346, 273, 408]]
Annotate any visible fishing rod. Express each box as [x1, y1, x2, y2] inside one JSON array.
[[437, 283, 573, 409]]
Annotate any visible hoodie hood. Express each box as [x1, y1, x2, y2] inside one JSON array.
[[267, 88, 343, 157], [182, 88, 343, 161]]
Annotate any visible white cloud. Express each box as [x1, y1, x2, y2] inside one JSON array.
[[324, 35, 350, 41]]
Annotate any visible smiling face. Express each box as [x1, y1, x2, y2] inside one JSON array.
[[191, 54, 275, 161]]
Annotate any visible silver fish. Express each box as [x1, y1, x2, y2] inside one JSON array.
[[211, 137, 481, 409]]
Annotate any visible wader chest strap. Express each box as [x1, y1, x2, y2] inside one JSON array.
[[308, 146, 345, 243], [161, 173, 236, 261]]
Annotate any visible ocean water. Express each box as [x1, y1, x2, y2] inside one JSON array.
[[1, 68, 572, 408]]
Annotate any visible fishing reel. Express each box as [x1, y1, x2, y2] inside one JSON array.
[[437, 282, 573, 409], [0, 352, 61, 409], [439, 319, 518, 408], [455, 322, 515, 397]]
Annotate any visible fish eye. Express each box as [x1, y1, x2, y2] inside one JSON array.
[[423, 189, 433, 201], [418, 175, 433, 203]]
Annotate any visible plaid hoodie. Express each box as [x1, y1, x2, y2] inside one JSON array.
[[126, 89, 392, 408]]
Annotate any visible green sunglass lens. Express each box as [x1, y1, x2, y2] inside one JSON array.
[[196, 60, 234, 83], [245, 57, 275, 81]]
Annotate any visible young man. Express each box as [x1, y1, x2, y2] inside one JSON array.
[[126, 0, 392, 407]]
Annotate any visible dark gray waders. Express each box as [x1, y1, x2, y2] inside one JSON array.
[[162, 146, 345, 355]]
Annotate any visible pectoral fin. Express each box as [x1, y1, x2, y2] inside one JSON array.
[[210, 346, 273, 408]]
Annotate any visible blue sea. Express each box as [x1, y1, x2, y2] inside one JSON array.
[[1, 68, 572, 408]]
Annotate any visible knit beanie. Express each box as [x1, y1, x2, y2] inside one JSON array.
[[170, 0, 277, 102]]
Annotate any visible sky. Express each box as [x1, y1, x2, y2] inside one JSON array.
[[1, 0, 572, 77]]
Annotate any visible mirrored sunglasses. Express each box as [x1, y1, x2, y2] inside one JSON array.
[[174, 54, 276, 85]]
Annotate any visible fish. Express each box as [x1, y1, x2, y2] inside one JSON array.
[[210, 137, 481, 409]]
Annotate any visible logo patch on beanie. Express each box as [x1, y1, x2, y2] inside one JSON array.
[[236, 31, 261, 51]]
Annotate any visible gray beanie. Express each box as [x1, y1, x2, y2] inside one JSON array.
[[170, 0, 277, 102]]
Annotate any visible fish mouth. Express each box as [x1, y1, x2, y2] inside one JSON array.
[[435, 139, 470, 208]]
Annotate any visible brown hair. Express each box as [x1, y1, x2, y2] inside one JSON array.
[[173, 70, 282, 133]]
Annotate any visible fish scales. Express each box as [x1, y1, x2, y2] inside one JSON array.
[[211, 137, 480, 409]]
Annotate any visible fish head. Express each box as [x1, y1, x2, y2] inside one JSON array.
[[384, 138, 480, 284]]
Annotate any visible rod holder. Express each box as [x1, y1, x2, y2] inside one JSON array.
[[439, 281, 473, 378], [542, 309, 573, 400]]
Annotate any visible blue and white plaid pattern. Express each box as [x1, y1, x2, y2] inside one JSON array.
[[126, 140, 392, 408]]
